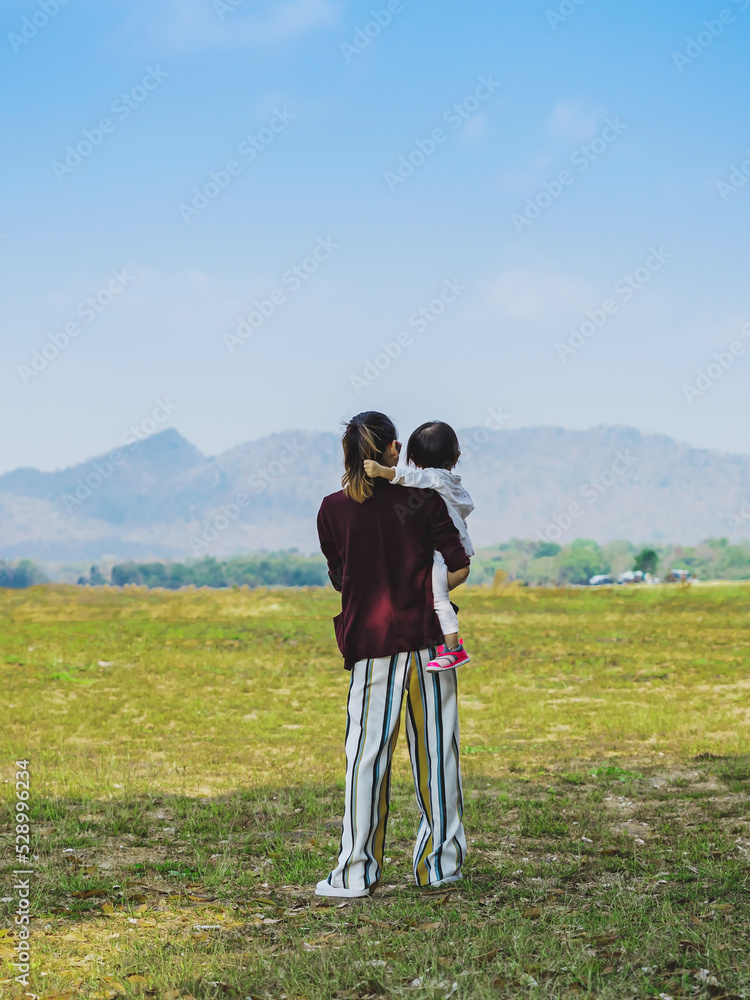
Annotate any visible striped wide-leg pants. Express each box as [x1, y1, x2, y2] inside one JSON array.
[[325, 648, 466, 891]]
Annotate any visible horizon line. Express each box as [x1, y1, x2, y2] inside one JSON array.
[[3, 421, 747, 478]]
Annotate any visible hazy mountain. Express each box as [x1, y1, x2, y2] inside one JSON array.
[[1, 425, 749, 562]]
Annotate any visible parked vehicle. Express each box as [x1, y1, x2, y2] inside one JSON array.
[[667, 567, 695, 582]]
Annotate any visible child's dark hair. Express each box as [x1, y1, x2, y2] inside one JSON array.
[[406, 421, 460, 471]]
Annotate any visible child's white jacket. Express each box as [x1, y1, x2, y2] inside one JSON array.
[[391, 461, 475, 557]]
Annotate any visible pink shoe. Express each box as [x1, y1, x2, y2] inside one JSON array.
[[426, 641, 471, 672]]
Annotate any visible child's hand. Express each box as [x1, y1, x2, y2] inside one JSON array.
[[363, 459, 382, 478]]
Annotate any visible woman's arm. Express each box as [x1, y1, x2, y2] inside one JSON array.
[[317, 503, 344, 591], [447, 565, 470, 590]]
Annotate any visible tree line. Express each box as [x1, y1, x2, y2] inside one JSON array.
[[3, 539, 750, 590]]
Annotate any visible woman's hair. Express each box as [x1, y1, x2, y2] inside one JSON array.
[[342, 411, 397, 503], [406, 420, 460, 471]]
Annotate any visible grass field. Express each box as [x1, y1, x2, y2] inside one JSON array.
[[1, 582, 749, 1000]]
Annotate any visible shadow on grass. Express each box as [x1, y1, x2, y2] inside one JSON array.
[[1, 759, 748, 999]]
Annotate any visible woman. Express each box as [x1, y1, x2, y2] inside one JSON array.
[[316, 411, 470, 897]]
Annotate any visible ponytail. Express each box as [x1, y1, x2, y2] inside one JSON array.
[[341, 411, 397, 503]]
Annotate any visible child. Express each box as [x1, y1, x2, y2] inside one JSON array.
[[364, 420, 474, 672]]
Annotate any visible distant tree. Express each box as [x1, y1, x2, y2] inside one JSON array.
[[139, 563, 169, 587], [708, 537, 729, 549], [557, 543, 608, 585], [534, 542, 561, 558], [77, 565, 106, 586], [110, 563, 144, 586], [633, 548, 658, 575], [109, 551, 328, 590], [0, 559, 47, 589]]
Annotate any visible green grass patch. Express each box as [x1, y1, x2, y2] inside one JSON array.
[[1, 583, 749, 998]]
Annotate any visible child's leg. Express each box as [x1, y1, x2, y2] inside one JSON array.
[[428, 553, 471, 673], [432, 552, 460, 645]]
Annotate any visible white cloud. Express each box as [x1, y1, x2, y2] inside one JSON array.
[[458, 113, 489, 143], [105, 0, 343, 54], [261, 0, 341, 39], [499, 100, 607, 195], [482, 268, 592, 324], [546, 98, 606, 143], [496, 167, 539, 194], [531, 152, 553, 171]]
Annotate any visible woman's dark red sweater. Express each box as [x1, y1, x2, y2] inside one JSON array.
[[317, 478, 470, 669]]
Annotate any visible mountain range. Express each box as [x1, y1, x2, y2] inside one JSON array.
[[1, 425, 749, 563]]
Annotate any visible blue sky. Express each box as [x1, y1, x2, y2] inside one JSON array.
[[2, 0, 749, 473]]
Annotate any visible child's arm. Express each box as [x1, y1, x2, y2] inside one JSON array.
[[363, 459, 396, 481], [391, 464, 447, 491]]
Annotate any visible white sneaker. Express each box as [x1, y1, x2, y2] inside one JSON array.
[[424, 874, 463, 888], [315, 879, 371, 898]]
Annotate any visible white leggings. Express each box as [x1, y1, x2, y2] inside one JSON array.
[[433, 550, 460, 637]]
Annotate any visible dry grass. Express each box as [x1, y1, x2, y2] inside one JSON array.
[[1, 582, 749, 999]]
